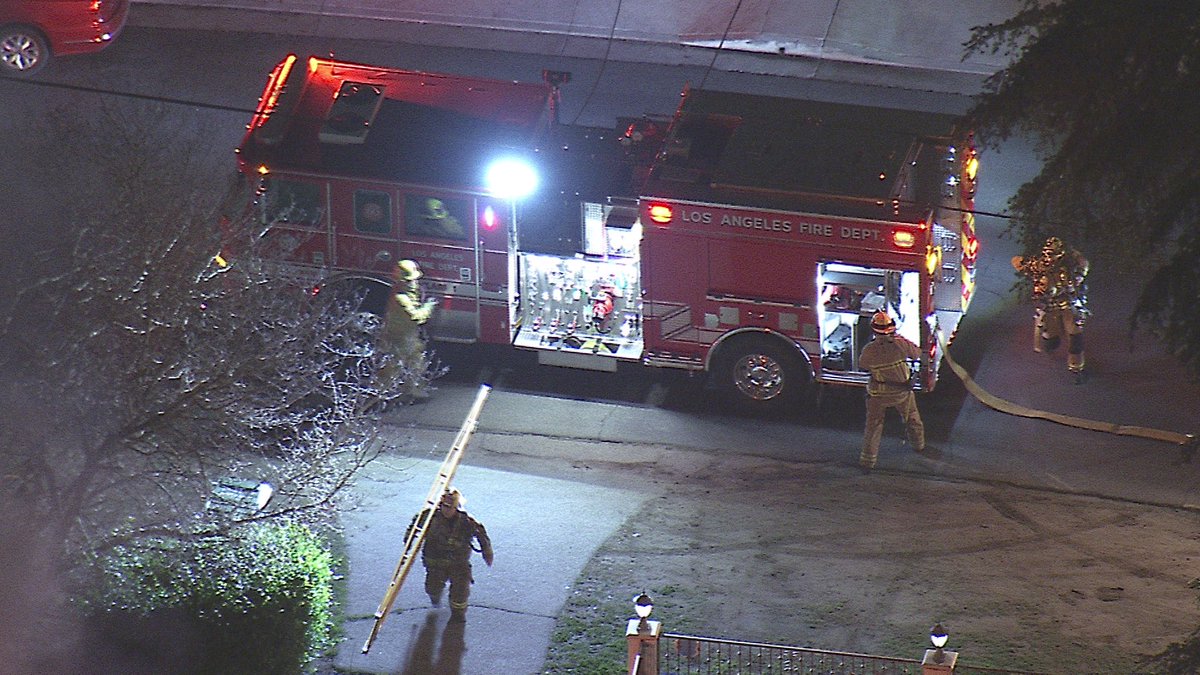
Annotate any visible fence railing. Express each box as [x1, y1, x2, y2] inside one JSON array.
[[658, 633, 923, 675], [652, 632, 1055, 675]]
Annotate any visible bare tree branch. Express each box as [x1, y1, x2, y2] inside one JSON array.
[[0, 96, 428, 574]]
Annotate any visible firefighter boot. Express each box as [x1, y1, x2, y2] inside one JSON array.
[[1041, 333, 1060, 352], [1068, 333, 1085, 384]]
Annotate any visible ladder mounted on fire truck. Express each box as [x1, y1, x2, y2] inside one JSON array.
[[361, 384, 492, 654]]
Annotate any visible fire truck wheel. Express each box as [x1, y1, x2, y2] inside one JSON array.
[[715, 337, 804, 409], [319, 277, 392, 317]]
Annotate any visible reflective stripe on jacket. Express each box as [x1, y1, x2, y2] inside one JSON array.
[[859, 335, 919, 396], [408, 508, 492, 567]]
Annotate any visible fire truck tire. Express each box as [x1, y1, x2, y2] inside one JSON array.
[[319, 277, 391, 316], [714, 337, 806, 410]]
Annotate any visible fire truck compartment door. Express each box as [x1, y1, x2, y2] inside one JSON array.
[[512, 252, 643, 364], [816, 264, 919, 377]]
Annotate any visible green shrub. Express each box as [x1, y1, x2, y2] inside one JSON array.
[[83, 522, 337, 674]]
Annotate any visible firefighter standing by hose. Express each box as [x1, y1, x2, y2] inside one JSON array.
[[1011, 237, 1090, 383], [858, 311, 926, 472], [407, 489, 494, 623]]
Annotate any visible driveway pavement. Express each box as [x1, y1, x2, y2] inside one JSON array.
[[334, 442, 649, 673]]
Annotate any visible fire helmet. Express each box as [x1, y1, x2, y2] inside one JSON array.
[[396, 259, 422, 282], [439, 489, 463, 509], [1041, 237, 1065, 260], [871, 311, 897, 335]]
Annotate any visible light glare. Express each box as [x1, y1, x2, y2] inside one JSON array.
[[485, 157, 538, 199]]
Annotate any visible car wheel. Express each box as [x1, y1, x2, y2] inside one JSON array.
[[0, 25, 49, 77]]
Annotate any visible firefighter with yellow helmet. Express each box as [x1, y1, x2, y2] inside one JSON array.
[[1011, 236, 1090, 381], [379, 260, 437, 398], [406, 489, 494, 623], [858, 311, 926, 472]]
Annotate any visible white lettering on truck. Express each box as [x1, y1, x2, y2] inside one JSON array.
[[839, 226, 882, 241], [678, 206, 882, 242], [719, 214, 793, 232]]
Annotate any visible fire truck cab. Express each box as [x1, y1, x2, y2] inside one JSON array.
[[235, 54, 565, 341], [234, 55, 978, 410]]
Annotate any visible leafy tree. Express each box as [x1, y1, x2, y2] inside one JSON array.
[[963, 0, 1200, 375], [0, 98, 426, 670]]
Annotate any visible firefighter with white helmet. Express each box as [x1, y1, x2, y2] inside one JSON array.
[[406, 489, 493, 623], [857, 311, 926, 472], [379, 259, 437, 399], [1011, 236, 1090, 382]]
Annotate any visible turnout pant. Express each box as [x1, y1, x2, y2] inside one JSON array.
[[860, 390, 925, 469], [1034, 306, 1085, 373], [424, 561, 473, 614]]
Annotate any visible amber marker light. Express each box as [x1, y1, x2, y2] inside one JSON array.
[[893, 230, 916, 248], [647, 204, 673, 224], [925, 245, 942, 275]]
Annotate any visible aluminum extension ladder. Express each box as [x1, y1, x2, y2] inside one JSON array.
[[362, 384, 491, 653]]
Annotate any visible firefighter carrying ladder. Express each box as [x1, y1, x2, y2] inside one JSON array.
[[362, 384, 492, 654]]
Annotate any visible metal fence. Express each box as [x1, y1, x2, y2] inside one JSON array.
[[655, 633, 1054, 675], [658, 633, 922, 675]]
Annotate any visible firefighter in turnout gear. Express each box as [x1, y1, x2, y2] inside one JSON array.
[[858, 311, 925, 472], [407, 489, 493, 623], [379, 259, 437, 399], [1011, 237, 1090, 381]]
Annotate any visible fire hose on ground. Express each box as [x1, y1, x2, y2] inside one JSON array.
[[937, 333, 1196, 457]]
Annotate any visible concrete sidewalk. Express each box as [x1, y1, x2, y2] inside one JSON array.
[[334, 447, 649, 674], [130, 0, 1018, 94]]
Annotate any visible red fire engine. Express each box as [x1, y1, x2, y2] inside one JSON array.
[[234, 54, 979, 409]]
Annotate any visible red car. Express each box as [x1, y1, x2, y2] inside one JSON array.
[[0, 0, 128, 77]]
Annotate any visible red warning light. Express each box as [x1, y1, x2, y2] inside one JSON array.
[[648, 203, 673, 224], [481, 205, 499, 230]]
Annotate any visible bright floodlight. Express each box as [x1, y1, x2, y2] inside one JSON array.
[[485, 157, 539, 199]]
